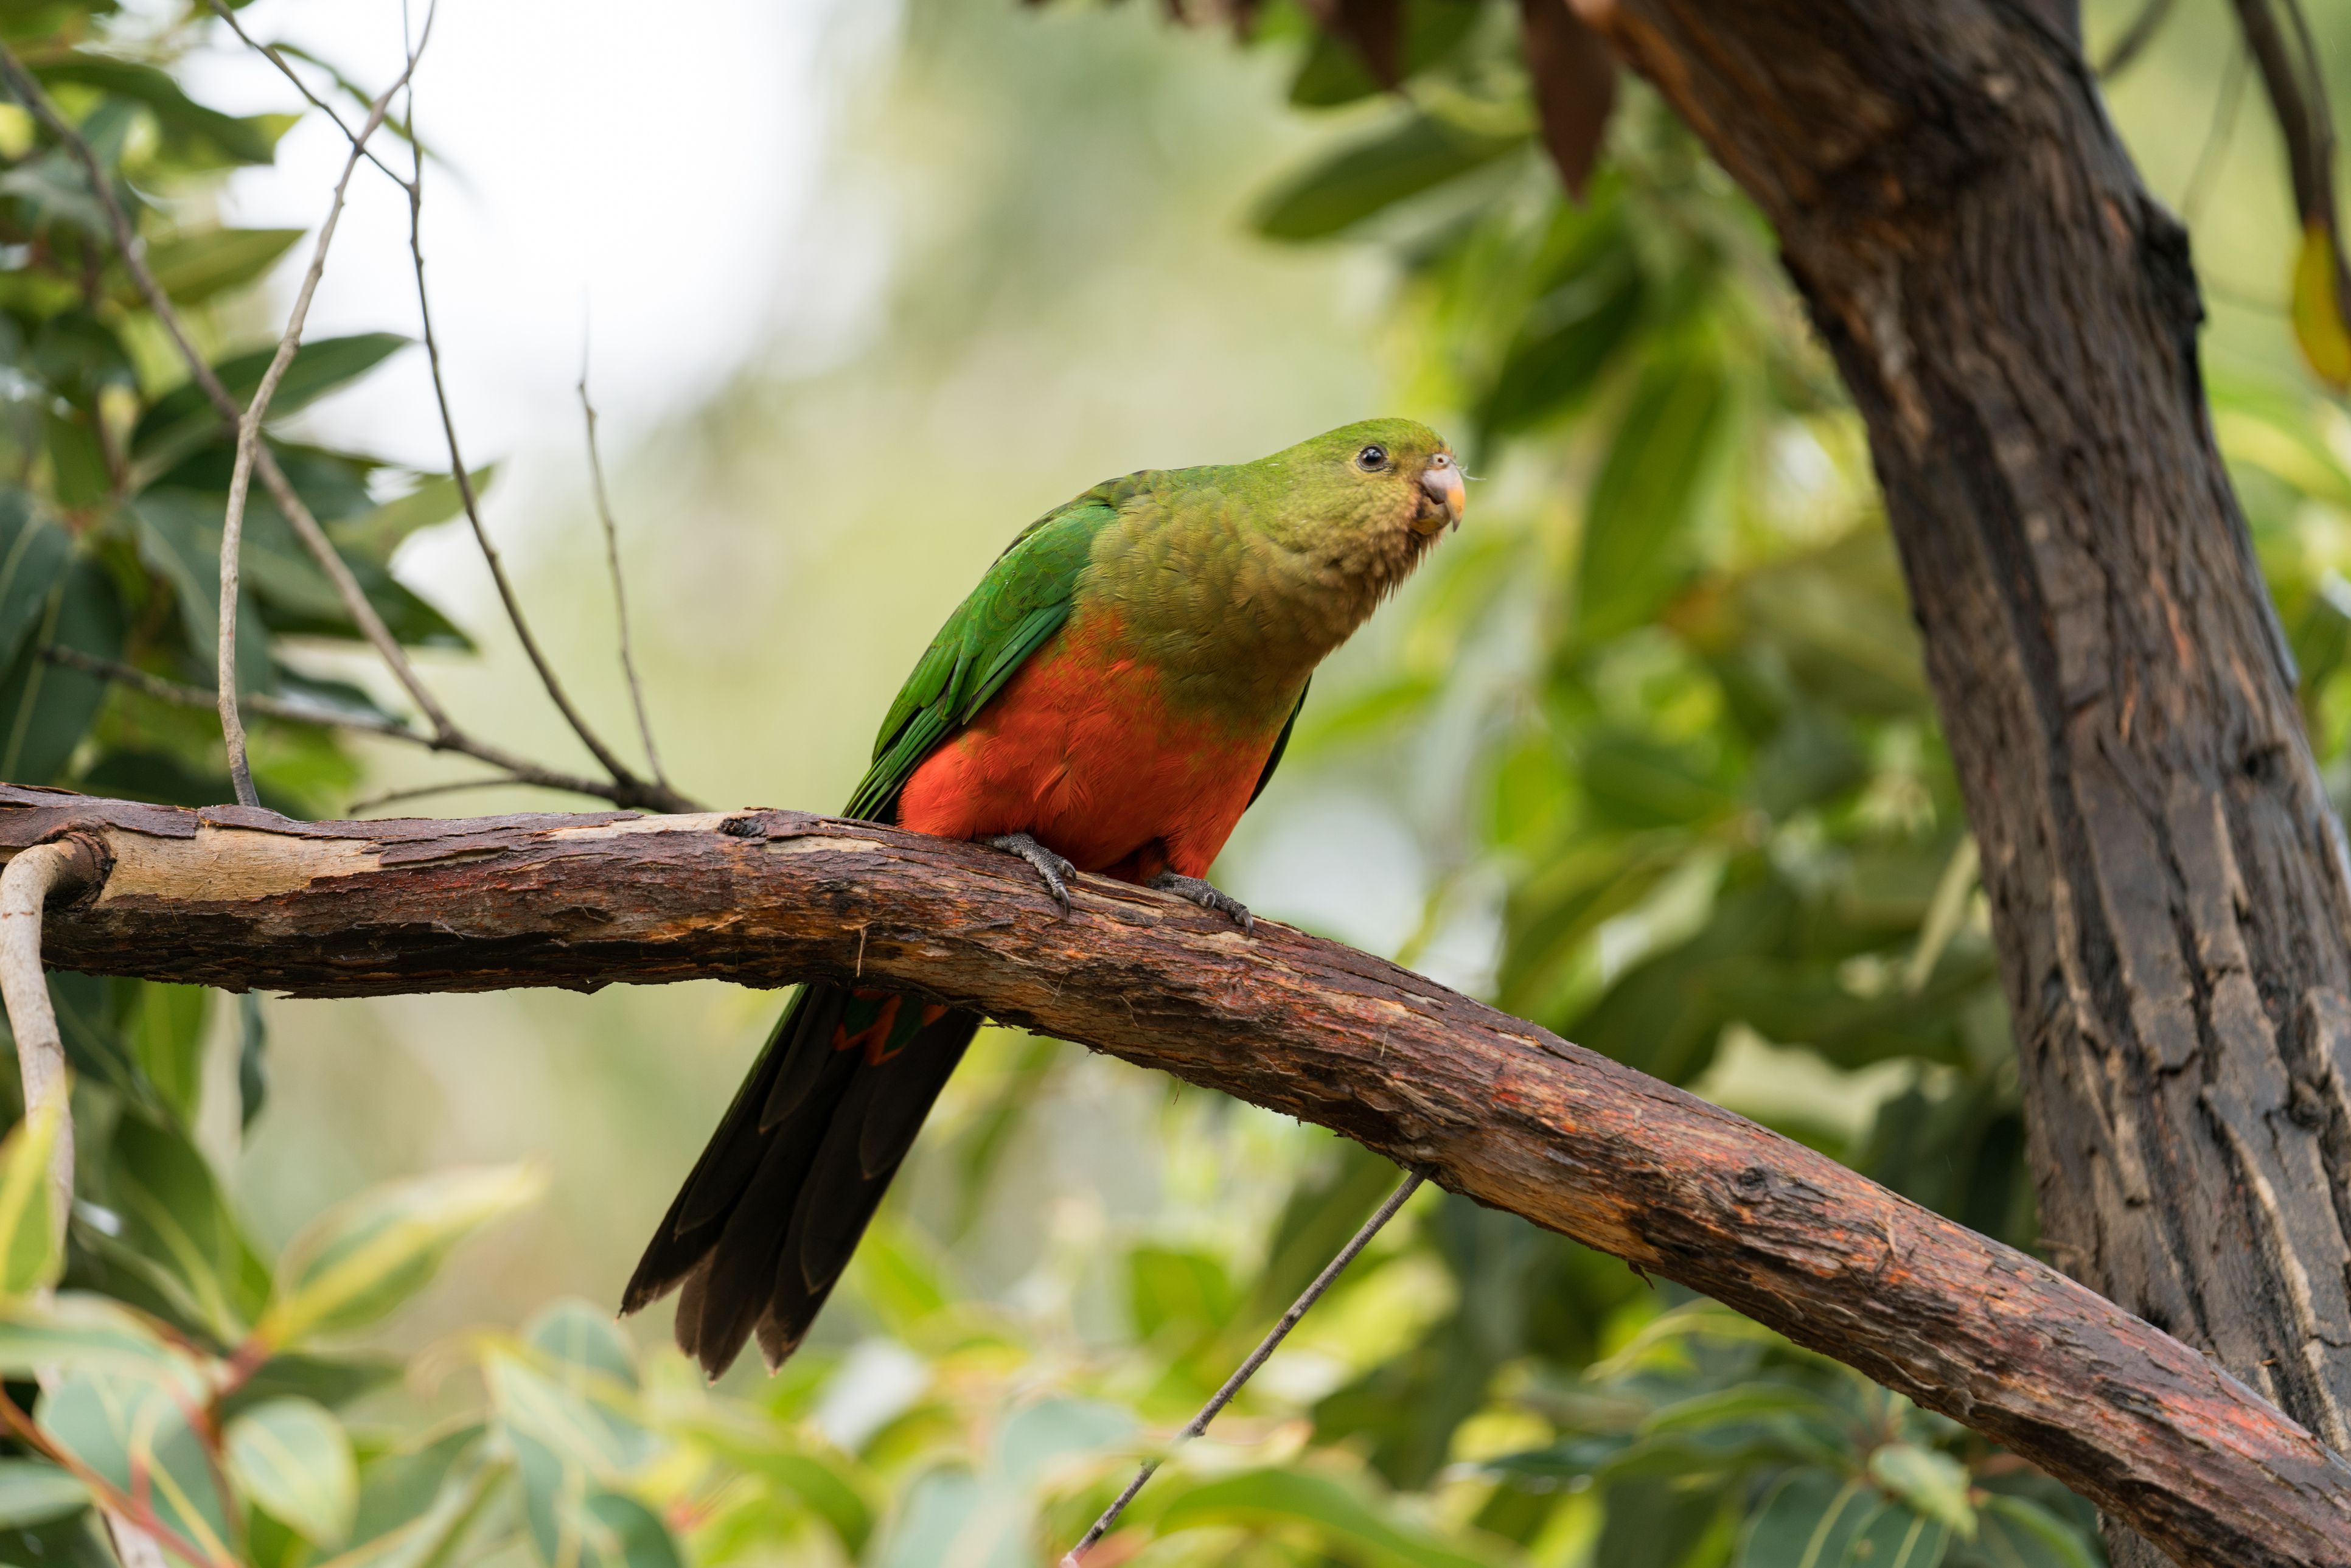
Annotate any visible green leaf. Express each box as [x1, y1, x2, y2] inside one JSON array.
[[257, 1163, 545, 1348], [125, 983, 210, 1129], [1867, 1443, 1974, 1537], [0, 559, 124, 785], [223, 1352, 402, 1420], [0, 489, 69, 667], [347, 1426, 484, 1549], [487, 1350, 655, 1480], [1740, 1468, 1875, 1568], [1577, 354, 1730, 643], [0, 1096, 64, 1301], [1842, 1500, 1953, 1568], [226, 1398, 358, 1548], [0, 1458, 89, 1528], [524, 1300, 638, 1392], [1254, 115, 1524, 242], [333, 1438, 504, 1568], [1951, 1496, 2096, 1568], [0, 1294, 187, 1382], [329, 468, 492, 565], [1289, 0, 1483, 107], [33, 58, 283, 166], [141, 228, 305, 307], [577, 1491, 682, 1568], [103, 1110, 273, 1340], [131, 334, 409, 476], [1477, 215, 1646, 445], [126, 492, 269, 692], [1150, 1468, 1498, 1568], [38, 1370, 235, 1566], [1127, 1246, 1235, 1345], [1642, 1380, 1844, 1435]]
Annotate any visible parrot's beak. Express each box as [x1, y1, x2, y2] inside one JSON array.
[[1416, 458, 1466, 534]]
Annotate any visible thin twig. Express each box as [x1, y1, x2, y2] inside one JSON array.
[[2183, 43, 2251, 231], [2098, 0, 2176, 76], [1060, 1169, 1426, 1566], [402, 84, 655, 804], [2232, 1, 2346, 257], [200, 1, 413, 193], [0, 43, 459, 745], [0, 843, 88, 1239], [0, 44, 702, 814], [579, 356, 669, 788], [215, 12, 431, 805], [346, 774, 532, 815], [0, 1389, 215, 1568], [38, 646, 687, 811], [0, 842, 171, 1568]]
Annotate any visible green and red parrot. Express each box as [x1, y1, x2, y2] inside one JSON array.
[[622, 419, 1466, 1376]]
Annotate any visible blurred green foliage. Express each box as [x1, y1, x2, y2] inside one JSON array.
[[0, 0, 2341, 1564]]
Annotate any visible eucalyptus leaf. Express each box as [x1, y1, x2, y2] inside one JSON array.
[[0, 1458, 89, 1528], [227, 1397, 358, 1547], [0, 559, 122, 785], [0, 1096, 63, 1300], [257, 1164, 545, 1348], [1149, 1467, 1497, 1568], [37, 1369, 235, 1565], [131, 334, 409, 476], [141, 228, 305, 307], [1740, 1468, 1876, 1568], [0, 489, 69, 666], [1254, 114, 1524, 242], [1576, 353, 1730, 643], [1843, 1500, 1954, 1568]]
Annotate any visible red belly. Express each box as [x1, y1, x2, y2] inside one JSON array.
[[894, 615, 1280, 883]]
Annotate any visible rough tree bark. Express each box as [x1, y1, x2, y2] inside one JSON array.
[[1581, 2, 2351, 1561], [1, 786, 2348, 1564]]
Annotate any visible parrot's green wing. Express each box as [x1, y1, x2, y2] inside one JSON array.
[[1248, 679, 1308, 808], [841, 483, 1127, 822]]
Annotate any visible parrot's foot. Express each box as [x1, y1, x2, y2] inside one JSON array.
[[1149, 872, 1253, 935], [987, 833, 1078, 913]]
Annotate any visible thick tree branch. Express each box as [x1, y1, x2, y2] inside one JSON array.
[[0, 785, 2342, 1568]]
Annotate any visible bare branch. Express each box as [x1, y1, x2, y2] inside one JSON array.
[[1062, 1170, 1426, 1566], [0, 43, 460, 746], [578, 361, 669, 789], [0, 837, 102, 1237], [2098, 0, 2175, 75], [400, 89, 657, 804], [200, 1, 414, 193], [0, 45, 698, 813], [1, 787, 2346, 1567], [37, 647, 702, 814], [215, 11, 433, 806], [2183, 41, 2249, 228], [346, 775, 532, 815]]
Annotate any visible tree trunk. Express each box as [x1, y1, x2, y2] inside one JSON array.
[[4, 786, 2349, 1563], [1587, 2, 2351, 1559]]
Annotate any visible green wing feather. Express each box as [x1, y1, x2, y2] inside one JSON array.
[[1248, 679, 1308, 808], [841, 486, 1122, 822]]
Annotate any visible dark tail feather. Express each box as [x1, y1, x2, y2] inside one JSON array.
[[622, 981, 978, 1378]]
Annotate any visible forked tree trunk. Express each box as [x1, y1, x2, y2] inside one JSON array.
[[1587, 2, 2351, 1559]]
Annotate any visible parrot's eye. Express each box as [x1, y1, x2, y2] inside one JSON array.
[[1429, 452, 1452, 469], [1356, 444, 1390, 471]]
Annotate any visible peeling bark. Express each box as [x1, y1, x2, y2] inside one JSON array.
[[1, 785, 2347, 1565]]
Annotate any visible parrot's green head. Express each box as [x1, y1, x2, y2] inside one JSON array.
[[1250, 417, 1466, 556]]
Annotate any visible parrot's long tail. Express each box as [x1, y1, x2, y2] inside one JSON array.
[[622, 981, 978, 1378]]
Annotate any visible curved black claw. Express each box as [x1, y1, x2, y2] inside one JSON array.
[[1149, 871, 1253, 935], [987, 832, 1077, 914]]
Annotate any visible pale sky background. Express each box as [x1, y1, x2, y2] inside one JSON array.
[[184, 0, 866, 467]]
